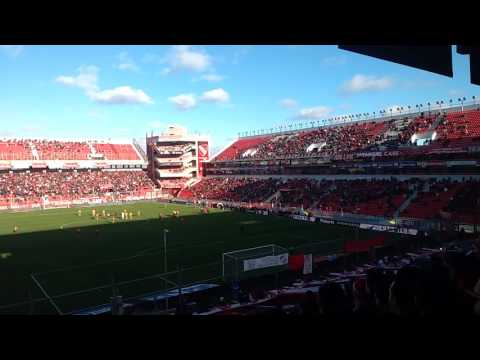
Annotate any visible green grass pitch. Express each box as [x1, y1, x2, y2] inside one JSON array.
[[0, 201, 382, 314]]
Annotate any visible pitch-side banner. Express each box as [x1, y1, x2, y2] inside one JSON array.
[[291, 214, 316, 222], [303, 254, 313, 275], [243, 253, 289, 272], [359, 223, 418, 236]]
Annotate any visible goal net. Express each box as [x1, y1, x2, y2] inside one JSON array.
[[222, 244, 289, 283]]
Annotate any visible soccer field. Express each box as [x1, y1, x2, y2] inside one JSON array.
[[0, 201, 385, 314]]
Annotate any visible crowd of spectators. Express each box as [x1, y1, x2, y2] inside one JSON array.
[[241, 121, 387, 160], [162, 237, 480, 317], [214, 110, 480, 164], [180, 176, 480, 221], [270, 238, 480, 317], [315, 178, 415, 217], [33, 140, 91, 160], [0, 139, 142, 161], [395, 114, 439, 144], [0, 170, 155, 200], [0, 139, 32, 160], [187, 177, 280, 203]]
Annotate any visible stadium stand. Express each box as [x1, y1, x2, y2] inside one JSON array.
[[214, 136, 272, 161], [436, 109, 480, 139], [0, 140, 32, 160], [0, 139, 142, 161], [34, 140, 91, 160], [212, 109, 480, 162], [0, 170, 154, 200], [185, 177, 279, 203], [92, 143, 141, 160], [179, 176, 480, 223]]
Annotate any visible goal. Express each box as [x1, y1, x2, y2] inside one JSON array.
[[222, 244, 289, 283]]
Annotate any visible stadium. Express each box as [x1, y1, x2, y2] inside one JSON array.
[[1, 45, 480, 316]]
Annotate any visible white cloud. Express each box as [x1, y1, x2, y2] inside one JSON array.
[[280, 98, 298, 109], [56, 66, 152, 105], [162, 45, 211, 74], [201, 73, 224, 82], [116, 52, 139, 72], [90, 86, 153, 105], [55, 65, 99, 94], [341, 74, 394, 95], [200, 88, 230, 103], [0, 45, 24, 58], [298, 106, 333, 119], [168, 94, 197, 110]]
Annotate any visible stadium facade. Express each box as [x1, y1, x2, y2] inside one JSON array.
[[146, 125, 210, 197]]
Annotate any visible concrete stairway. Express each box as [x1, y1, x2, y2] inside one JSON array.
[[394, 190, 417, 217], [264, 190, 281, 203]]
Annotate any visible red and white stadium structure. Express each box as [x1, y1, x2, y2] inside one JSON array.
[[175, 100, 480, 231], [146, 125, 209, 198], [0, 138, 160, 210], [1, 98, 480, 231]]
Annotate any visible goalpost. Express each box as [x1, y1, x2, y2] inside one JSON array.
[[222, 244, 289, 283]]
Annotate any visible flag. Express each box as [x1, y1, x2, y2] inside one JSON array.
[[288, 253, 304, 271], [303, 254, 313, 275]]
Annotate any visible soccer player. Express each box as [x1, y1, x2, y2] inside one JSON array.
[[13, 225, 18, 233], [121, 212, 125, 220], [78, 209, 82, 217], [129, 212, 133, 220], [92, 209, 96, 217], [137, 210, 141, 217], [102, 210, 106, 217]]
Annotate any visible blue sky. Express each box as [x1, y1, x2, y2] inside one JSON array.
[[1, 45, 479, 153]]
